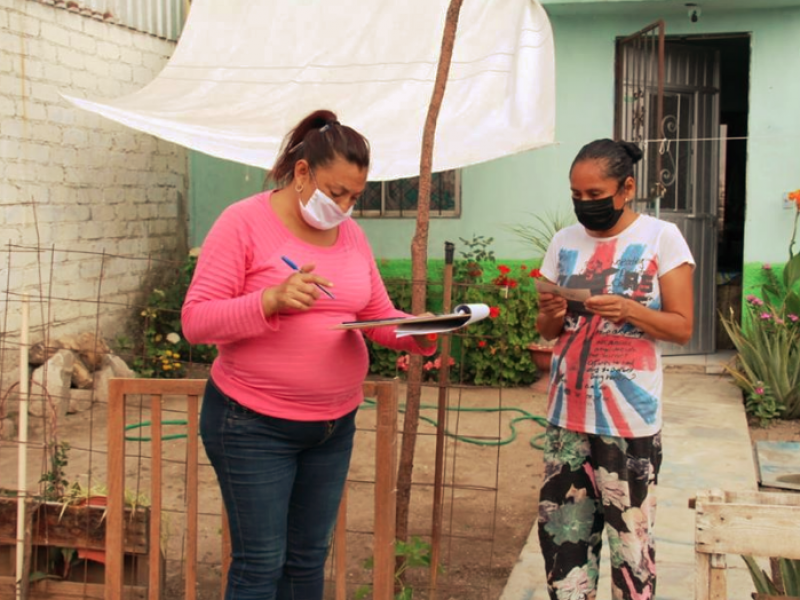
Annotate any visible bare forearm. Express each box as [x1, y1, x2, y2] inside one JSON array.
[[624, 300, 692, 345], [536, 312, 565, 341]]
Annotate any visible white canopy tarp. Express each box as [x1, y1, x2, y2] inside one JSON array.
[[64, 0, 555, 181]]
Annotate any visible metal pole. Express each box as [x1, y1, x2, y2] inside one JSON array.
[[429, 241, 455, 598], [15, 294, 30, 600]]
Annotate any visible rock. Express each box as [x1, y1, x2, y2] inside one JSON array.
[[75, 332, 110, 371], [68, 389, 94, 414], [104, 354, 136, 379], [93, 363, 115, 405], [29, 349, 74, 419], [29, 341, 57, 366], [71, 356, 93, 389]]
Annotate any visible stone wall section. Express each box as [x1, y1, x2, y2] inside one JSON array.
[[0, 0, 187, 375]]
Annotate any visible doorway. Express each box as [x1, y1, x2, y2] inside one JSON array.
[[615, 28, 750, 355]]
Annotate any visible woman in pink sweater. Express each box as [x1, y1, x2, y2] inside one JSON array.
[[182, 110, 436, 600]]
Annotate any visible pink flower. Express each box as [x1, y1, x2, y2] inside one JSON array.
[[396, 355, 410, 372], [776, 318, 785, 325], [790, 314, 799, 322], [754, 387, 765, 395], [760, 312, 772, 320], [424, 361, 435, 371], [763, 263, 772, 270]]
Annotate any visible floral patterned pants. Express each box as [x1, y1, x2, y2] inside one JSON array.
[[537, 425, 662, 600]]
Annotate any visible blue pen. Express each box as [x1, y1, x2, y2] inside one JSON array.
[[280, 255, 336, 299]]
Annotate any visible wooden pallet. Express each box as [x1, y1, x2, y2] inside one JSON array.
[[695, 489, 800, 600]]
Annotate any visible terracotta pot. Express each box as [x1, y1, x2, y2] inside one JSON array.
[[527, 343, 554, 373]]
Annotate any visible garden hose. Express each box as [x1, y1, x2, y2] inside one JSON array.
[[124, 403, 549, 450], [360, 398, 548, 450], [124, 419, 190, 442]]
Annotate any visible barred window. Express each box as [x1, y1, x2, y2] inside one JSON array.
[[355, 170, 461, 218]]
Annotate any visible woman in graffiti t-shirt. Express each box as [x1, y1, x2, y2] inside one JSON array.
[[535, 139, 695, 600]]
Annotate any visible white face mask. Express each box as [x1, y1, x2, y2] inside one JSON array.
[[299, 187, 353, 230]]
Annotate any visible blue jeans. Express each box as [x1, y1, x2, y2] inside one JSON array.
[[201, 379, 357, 600]]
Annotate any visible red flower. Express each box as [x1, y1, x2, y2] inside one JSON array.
[[478, 340, 487, 348], [508, 279, 518, 288], [489, 306, 501, 319], [520, 264, 528, 271], [530, 268, 542, 279], [498, 265, 511, 275]]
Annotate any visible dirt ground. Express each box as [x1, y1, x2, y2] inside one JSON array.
[[2, 376, 798, 599]]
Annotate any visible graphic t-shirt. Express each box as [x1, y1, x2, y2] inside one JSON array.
[[540, 215, 695, 437]]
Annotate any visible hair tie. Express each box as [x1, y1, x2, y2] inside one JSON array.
[[319, 120, 340, 133]]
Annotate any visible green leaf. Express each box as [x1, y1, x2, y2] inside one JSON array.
[[354, 584, 372, 600], [784, 254, 800, 290], [742, 556, 772, 594]]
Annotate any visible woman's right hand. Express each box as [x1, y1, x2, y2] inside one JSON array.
[[260, 263, 333, 316]]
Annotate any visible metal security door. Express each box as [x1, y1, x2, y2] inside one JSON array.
[[616, 25, 720, 355]]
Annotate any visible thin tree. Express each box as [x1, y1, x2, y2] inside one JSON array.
[[395, 0, 465, 552]]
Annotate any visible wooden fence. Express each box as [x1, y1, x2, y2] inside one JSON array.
[[105, 378, 399, 600]]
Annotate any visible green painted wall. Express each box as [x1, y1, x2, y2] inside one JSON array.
[[188, 151, 267, 248]]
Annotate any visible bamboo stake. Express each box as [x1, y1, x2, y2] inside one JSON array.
[[429, 242, 455, 598], [15, 294, 29, 600]]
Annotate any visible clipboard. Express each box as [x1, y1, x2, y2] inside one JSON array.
[[335, 303, 490, 337]]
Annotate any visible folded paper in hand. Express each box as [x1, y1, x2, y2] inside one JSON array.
[[336, 304, 490, 337], [534, 280, 591, 302]]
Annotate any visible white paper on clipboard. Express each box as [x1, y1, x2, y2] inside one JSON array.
[[336, 303, 490, 337], [535, 280, 591, 302]]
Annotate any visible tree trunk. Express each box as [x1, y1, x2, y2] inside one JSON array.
[[395, 0, 465, 550]]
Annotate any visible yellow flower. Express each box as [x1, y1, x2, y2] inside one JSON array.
[[154, 334, 163, 342], [163, 364, 172, 371]]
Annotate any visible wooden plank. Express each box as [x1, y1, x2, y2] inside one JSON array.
[[102, 378, 206, 396], [149, 394, 163, 600], [696, 502, 800, 558], [723, 489, 800, 508], [706, 490, 727, 600], [335, 485, 348, 600], [106, 378, 127, 600], [696, 550, 711, 600], [185, 394, 200, 600], [30, 502, 147, 554], [0, 576, 147, 600], [221, 503, 230, 600], [372, 379, 398, 600]]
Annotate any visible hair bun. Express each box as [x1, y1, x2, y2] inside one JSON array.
[[619, 141, 644, 164]]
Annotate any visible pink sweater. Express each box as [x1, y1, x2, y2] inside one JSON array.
[[182, 191, 434, 421]]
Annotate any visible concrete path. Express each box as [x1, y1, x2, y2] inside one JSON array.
[[500, 355, 759, 600]]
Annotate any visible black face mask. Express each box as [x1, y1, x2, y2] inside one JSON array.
[[572, 196, 624, 232]]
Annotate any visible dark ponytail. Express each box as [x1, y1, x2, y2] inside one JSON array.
[[571, 139, 644, 184], [270, 109, 371, 186]]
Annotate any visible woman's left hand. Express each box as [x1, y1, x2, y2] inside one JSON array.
[[584, 294, 634, 325], [411, 312, 438, 349]]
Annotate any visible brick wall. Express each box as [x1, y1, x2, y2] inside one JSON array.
[[0, 0, 187, 361]]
